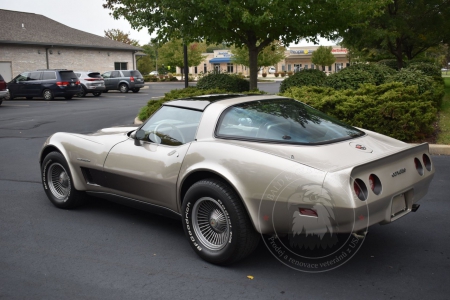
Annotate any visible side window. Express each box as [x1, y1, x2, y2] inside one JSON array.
[[16, 72, 30, 82], [140, 106, 203, 146], [42, 72, 57, 80], [111, 71, 121, 78], [28, 72, 42, 81], [75, 73, 81, 78], [102, 72, 111, 79]]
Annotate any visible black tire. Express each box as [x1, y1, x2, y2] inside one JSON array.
[[119, 83, 129, 93], [92, 92, 102, 97], [26, 96, 33, 100], [78, 86, 86, 97], [5, 91, 14, 100], [0, 100, 2, 106], [41, 152, 86, 209], [132, 88, 140, 93], [64, 96, 73, 100], [43, 89, 54, 100], [181, 179, 259, 265]]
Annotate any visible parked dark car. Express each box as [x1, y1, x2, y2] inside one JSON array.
[[0, 73, 7, 105], [7, 69, 80, 100], [75, 71, 105, 97], [101, 70, 144, 93]]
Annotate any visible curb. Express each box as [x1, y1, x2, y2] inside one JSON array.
[[132, 116, 450, 155]]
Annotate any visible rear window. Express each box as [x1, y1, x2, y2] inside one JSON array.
[[122, 70, 142, 77], [43, 72, 57, 80], [88, 73, 102, 78], [59, 71, 77, 81], [216, 98, 365, 145]]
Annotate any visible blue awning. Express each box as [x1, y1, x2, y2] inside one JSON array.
[[209, 57, 232, 63]]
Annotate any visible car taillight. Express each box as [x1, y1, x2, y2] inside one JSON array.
[[56, 81, 69, 86], [414, 158, 424, 176], [130, 76, 135, 82], [299, 208, 318, 217], [85, 78, 101, 81], [353, 178, 368, 201], [422, 154, 432, 171], [76, 80, 80, 85], [369, 174, 382, 195]]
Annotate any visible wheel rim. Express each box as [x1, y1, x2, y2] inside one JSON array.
[[47, 163, 70, 201], [44, 90, 51, 100], [120, 85, 127, 92], [192, 197, 230, 251]]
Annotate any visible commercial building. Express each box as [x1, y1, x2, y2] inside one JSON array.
[[0, 9, 142, 81]]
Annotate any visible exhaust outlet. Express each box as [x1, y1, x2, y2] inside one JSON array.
[[412, 204, 420, 212]]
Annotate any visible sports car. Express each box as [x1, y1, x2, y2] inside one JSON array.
[[39, 95, 435, 265]]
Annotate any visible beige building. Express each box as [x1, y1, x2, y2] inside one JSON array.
[[0, 9, 142, 81], [181, 46, 349, 77]]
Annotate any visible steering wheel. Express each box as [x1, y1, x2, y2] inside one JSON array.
[[153, 122, 186, 144]]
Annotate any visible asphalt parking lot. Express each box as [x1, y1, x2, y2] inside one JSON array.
[[0, 82, 449, 299]]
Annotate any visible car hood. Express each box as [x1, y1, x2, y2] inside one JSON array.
[[218, 129, 413, 172], [70, 125, 138, 145]]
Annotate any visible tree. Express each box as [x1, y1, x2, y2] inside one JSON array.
[[104, 0, 388, 90], [158, 39, 205, 78], [339, 0, 450, 69], [231, 41, 285, 72], [104, 29, 140, 46], [311, 46, 336, 71]]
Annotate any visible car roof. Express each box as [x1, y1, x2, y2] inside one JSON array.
[[163, 94, 247, 111]]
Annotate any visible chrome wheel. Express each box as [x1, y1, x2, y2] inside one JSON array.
[[47, 163, 70, 201], [119, 84, 128, 93], [192, 197, 230, 251], [43, 90, 53, 100]]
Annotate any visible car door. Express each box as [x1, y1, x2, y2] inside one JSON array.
[[8, 72, 29, 97], [110, 71, 121, 89], [102, 72, 112, 89], [103, 106, 203, 212], [26, 71, 43, 97]]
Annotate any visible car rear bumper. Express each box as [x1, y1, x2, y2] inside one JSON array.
[[0, 90, 7, 99]]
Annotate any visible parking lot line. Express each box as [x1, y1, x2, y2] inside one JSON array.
[[1, 104, 30, 107]]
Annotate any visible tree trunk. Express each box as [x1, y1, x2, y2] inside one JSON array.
[[396, 38, 403, 70], [248, 45, 258, 90]]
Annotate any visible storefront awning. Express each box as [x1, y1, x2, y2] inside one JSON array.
[[209, 57, 231, 63]]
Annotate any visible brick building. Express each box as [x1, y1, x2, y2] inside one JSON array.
[[0, 9, 142, 81]]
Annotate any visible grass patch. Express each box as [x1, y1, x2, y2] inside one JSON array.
[[437, 77, 450, 144]]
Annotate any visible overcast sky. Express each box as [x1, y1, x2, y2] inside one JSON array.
[[0, 0, 333, 47]]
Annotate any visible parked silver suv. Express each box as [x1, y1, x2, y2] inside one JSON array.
[[75, 71, 105, 97], [101, 70, 144, 93]]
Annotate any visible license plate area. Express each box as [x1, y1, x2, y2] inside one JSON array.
[[390, 189, 414, 221]]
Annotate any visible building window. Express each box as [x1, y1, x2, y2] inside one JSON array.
[[288, 64, 291, 71], [322, 66, 325, 71], [194, 66, 198, 74], [304, 65, 308, 70], [336, 63, 344, 72], [114, 62, 128, 70], [346, 63, 350, 68], [328, 66, 332, 71], [204, 64, 207, 73], [282, 65, 285, 71], [311, 64, 314, 70], [227, 63, 234, 73]]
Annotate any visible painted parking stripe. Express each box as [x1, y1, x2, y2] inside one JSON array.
[[1, 104, 30, 107]]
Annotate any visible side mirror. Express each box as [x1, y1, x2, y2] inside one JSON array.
[[134, 129, 146, 146]]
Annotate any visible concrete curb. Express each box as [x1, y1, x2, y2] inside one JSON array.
[[132, 116, 450, 155]]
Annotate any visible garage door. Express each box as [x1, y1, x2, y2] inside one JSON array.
[[0, 62, 12, 81]]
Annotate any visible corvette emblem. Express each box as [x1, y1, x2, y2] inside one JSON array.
[[392, 168, 406, 177], [349, 142, 373, 153], [355, 144, 366, 150]]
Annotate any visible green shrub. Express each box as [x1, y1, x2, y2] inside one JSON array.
[[345, 63, 396, 85], [280, 83, 437, 142], [406, 62, 441, 78], [137, 87, 266, 121], [143, 75, 158, 82], [279, 69, 326, 93], [196, 73, 250, 92], [377, 59, 409, 70], [325, 68, 376, 90], [386, 69, 444, 107]]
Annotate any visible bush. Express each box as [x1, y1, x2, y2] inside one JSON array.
[[143, 75, 158, 82], [287, 71, 293, 76], [345, 63, 396, 85], [279, 69, 327, 93], [406, 62, 441, 78], [137, 87, 266, 121], [385, 69, 444, 107], [196, 72, 250, 92], [280, 83, 437, 142], [325, 68, 376, 90], [377, 59, 409, 70], [262, 73, 267, 78], [274, 72, 279, 77], [280, 72, 286, 77]]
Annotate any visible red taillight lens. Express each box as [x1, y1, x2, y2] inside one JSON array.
[[422, 154, 432, 171], [76, 80, 80, 85], [353, 178, 368, 201], [299, 208, 318, 217], [130, 76, 135, 82], [85, 78, 101, 81], [56, 81, 69, 86], [414, 158, 424, 176], [369, 174, 382, 195]]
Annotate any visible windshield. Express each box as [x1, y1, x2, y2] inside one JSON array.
[[216, 98, 365, 145]]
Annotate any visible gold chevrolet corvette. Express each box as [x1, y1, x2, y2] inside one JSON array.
[[40, 95, 435, 265]]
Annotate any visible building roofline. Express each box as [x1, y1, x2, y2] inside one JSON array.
[[0, 40, 142, 51]]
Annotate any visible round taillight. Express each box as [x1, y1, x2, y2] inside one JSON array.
[[414, 158, 424, 176], [422, 154, 432, 172], [353, 179, 368, 201], [369, 174, 382, 195]]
